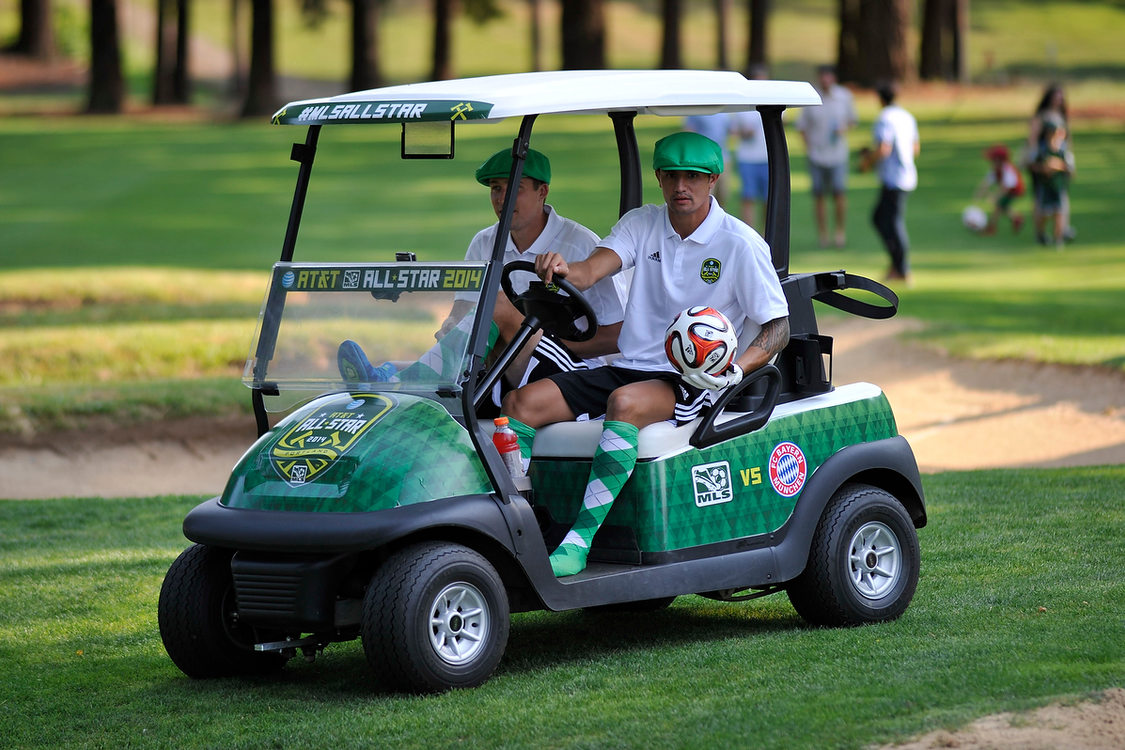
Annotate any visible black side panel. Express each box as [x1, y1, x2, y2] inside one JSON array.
[[183, 494, 516, 555], [533, 547, 781, 611]]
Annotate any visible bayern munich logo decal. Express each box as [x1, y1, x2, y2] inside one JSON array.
[[769, 441, 808, 497]]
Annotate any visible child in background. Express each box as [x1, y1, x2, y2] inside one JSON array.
[[972, 144, 1025, 234], [1031, 123, 1075, 249]]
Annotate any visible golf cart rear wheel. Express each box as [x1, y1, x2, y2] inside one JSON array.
[[362, 542, 509, 693], [158, 543, 287, 678], [787, 483, 919, 627]]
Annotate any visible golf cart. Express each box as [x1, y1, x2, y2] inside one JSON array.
[[158, 70, 926, 693]]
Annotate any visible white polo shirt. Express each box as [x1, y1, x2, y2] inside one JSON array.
[[600, 197, 788, 373], [873, 104, 919, 192], [461, 205, 627, 331]]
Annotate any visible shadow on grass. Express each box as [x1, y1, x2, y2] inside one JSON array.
[[149, 597, 807, 699], [500, 599, 806, 674]]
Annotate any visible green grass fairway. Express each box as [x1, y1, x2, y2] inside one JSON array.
[[0, 467, 1121, 748]]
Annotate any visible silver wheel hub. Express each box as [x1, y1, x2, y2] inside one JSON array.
[[429, 582, 489, 665], [847, 521, 901, 600]]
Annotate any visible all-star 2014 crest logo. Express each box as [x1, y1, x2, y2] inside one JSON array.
[[700, 257, 721, 284], [270, 394, 394, 486], [768, 441, 807, 497]]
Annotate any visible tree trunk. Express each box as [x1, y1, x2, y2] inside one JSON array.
[[920, 0, 969, 82], [153, 0, 175, 104], [528, 0, 541, 71], [153, 0, 190, 104], [228, 0, 244, 98], [561, 0, 605, 70], [950, 0, 968, 83], [430, 0, 455, 81], [747, 0, 769, 68], [173, 0, 191, 102], [240, 0, 277, 117], [714, 0, 731, 70], [10, 0, 54, 59], [859, 0, 911, 85], [918, 0, 944, 80], [836, 0, 861, 84], [350, 0, 381, 91], [660, 0, 681, 69], [87, 0, 124, 113]]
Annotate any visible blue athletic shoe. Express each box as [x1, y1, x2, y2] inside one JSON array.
[[337, 340, 397, 383]]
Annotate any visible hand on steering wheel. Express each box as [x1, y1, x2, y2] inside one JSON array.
[[500, 260, 598, 342]]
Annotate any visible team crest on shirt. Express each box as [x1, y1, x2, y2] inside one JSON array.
[[700, 258, 722, 284]]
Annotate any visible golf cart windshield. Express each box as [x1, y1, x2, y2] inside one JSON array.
[[243, 261, 488, 412]]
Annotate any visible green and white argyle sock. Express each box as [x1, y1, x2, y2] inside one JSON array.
[[550, 420, 639, 577], [399, 318, 499, 382]]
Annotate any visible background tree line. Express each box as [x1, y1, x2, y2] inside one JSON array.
[[3, 0, 968, 116]]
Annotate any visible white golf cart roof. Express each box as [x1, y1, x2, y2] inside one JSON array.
[[271, 69, 820, 126]]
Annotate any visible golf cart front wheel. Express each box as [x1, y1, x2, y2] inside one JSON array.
[[362, 542, 509, 692], [787, 483, 920, 626], [158, 543, 287, 678]]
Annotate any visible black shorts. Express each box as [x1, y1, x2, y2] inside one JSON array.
[[547, 365, 711, 426], [478, 334, 587, 418]]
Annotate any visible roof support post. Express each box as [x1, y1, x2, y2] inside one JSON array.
[[610, 111, 642, 217], [759, 105, 790, 278], [280, 125, 321, 263]]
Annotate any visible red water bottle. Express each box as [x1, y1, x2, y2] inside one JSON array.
[[492, 417, 524, 478]]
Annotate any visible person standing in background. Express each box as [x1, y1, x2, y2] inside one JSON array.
[[864, 81, 919, 283], [1025, 84, 1075, 245], [796, 64, 857, 248]]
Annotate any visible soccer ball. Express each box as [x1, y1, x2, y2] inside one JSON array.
[[664, 306, 738, 376], [962, 205, 988, 232]]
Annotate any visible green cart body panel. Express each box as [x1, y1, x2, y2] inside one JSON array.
[[222, 392, 492, 513], [530, 390, 898, 552]]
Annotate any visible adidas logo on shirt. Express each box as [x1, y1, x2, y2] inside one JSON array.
[[647, 250, 661, 263]]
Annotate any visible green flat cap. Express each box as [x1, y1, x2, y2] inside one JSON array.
[[653, 131, 724, 174], [475, 148, 551, 185]]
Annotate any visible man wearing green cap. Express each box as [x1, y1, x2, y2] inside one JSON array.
[[431, 147, 628, 414], [498, 131, 790, 577]]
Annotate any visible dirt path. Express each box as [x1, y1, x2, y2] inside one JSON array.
[[2, 317, 1122, 501], [870, 688, 1125, 750]]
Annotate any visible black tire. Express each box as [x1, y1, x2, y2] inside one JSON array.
[[158, 544, 287, 678], [787, 483, 920, 627], [362, 542, 509, 693]]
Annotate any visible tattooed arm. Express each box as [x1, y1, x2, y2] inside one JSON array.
[[735, 316, 790, 374]]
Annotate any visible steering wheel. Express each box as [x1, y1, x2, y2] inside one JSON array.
[[500, 260, 598, 343]]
